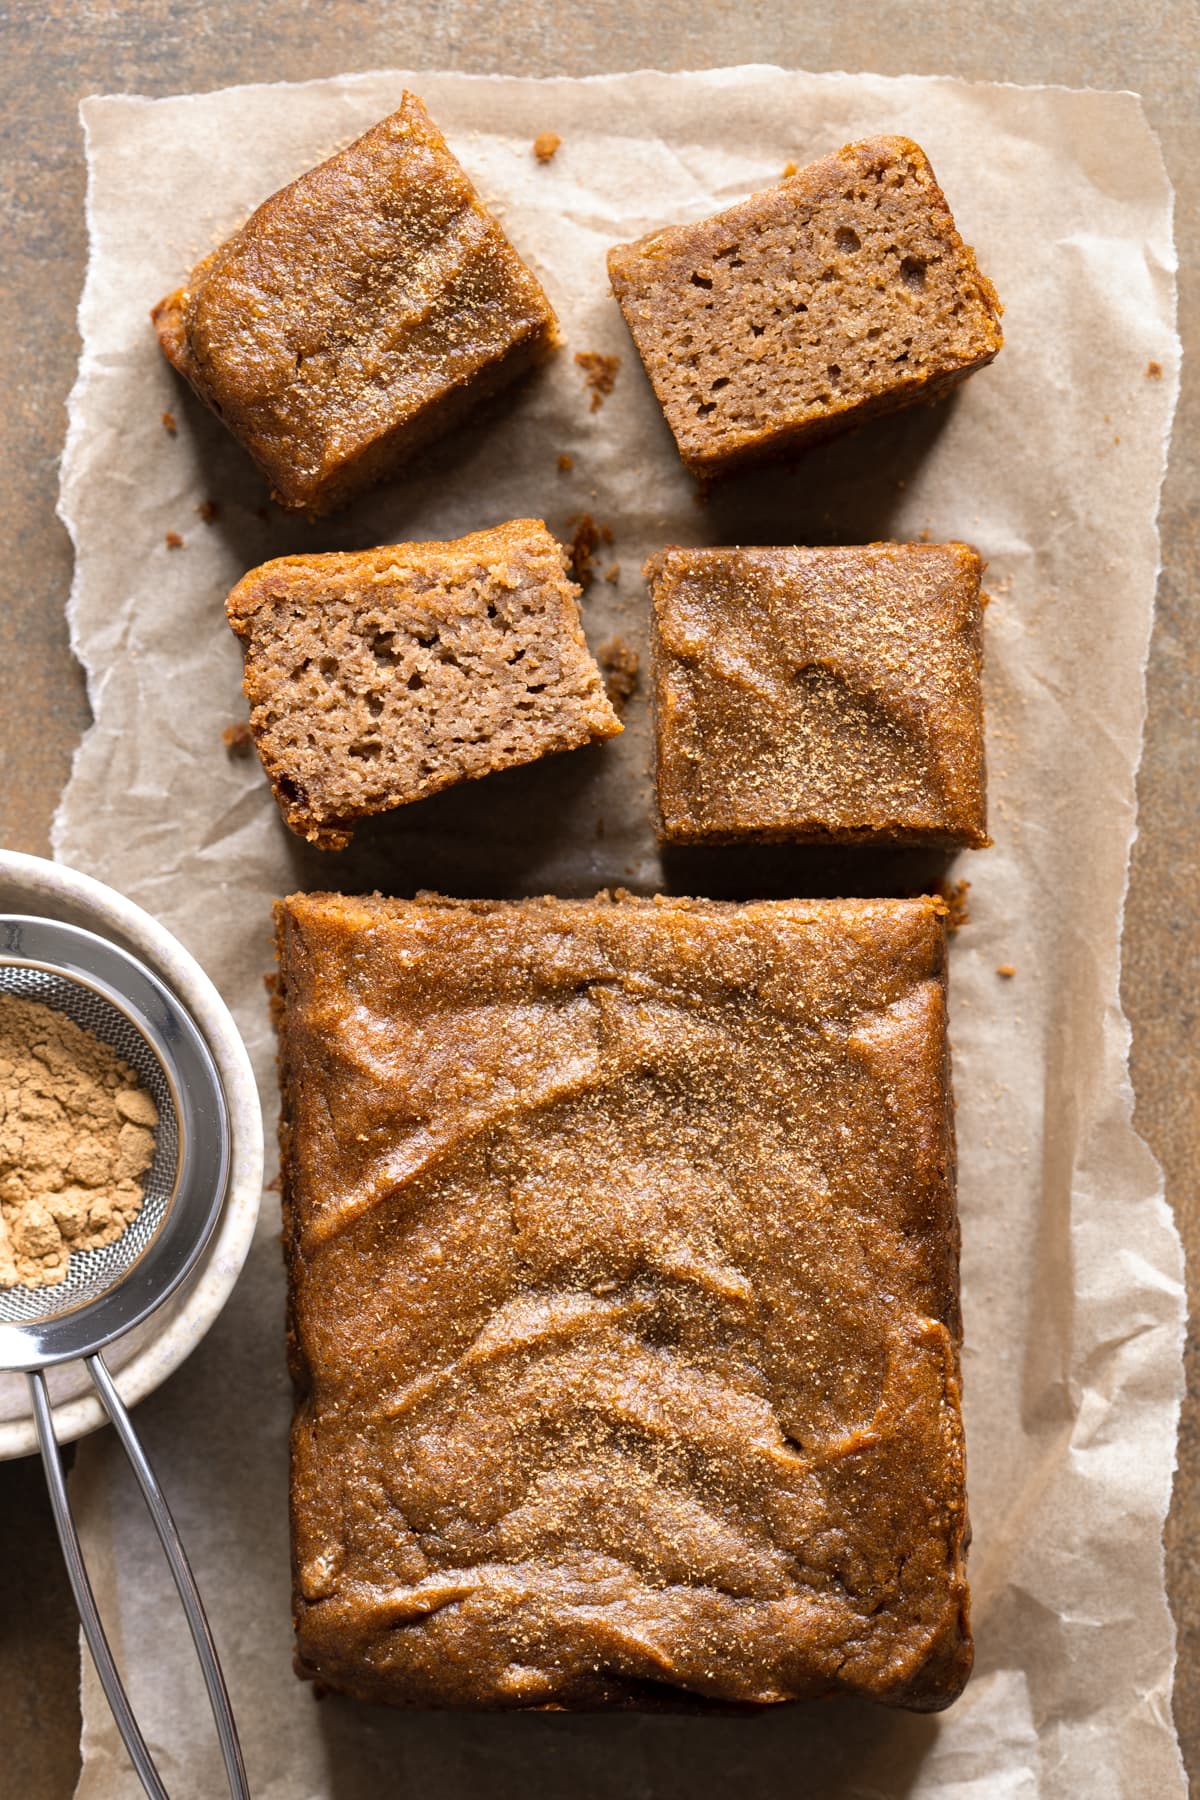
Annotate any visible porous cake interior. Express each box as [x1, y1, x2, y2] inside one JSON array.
[[609, 137, 1001, 470], [229, 525, 619, 848]]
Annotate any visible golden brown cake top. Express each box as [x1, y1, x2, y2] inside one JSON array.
[[649, 541, 989, 847], [608, 136, 1002, 477], [153, 95, 559, 511], [226, 520, 621, 849], [278, 890, 970, 1713]]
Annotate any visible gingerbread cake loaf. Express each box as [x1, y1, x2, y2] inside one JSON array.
[[276, 888, 972, 1712], [608, 136, 1002, 480], [153, 95, 560, 513]]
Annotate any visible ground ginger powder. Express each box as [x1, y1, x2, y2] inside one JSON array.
[[0, 993, 159, 1289]]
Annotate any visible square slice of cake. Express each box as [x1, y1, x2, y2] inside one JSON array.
[[277, 888, 971, 1713], [153, 94, 560, 513], [608, 137, 1002, 480], [649, 541, 988, 847], [227, 520, 621, 849]]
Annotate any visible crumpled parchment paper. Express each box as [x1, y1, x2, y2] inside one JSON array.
[[55, 66, 1183, 1800]]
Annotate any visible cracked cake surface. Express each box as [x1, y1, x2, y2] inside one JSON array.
[[276, 889, 971, 1712], [227, 519, 621, 849], [607, 135, 1002, 480], [152, 93, 560, 513], [649, 541, 988, 847]]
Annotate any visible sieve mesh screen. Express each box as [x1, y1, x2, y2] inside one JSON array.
[[0, 966, 179, 1326]]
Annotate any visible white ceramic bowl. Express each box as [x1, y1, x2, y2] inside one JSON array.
[[0, 850, 263, 1457]]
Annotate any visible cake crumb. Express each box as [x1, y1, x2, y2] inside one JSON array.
[[161, 410, 177, 435], [575, 351, 620, 411], [222, 721, 253, 753], [165, 530, 184, 549], [934, 879, 971, 932], [598, 636, 640, 712], [197, 499, 220, 525], [569, 514, 600, 588], [1146, 360, 1162, 379], [782, 160, 798, 177], [557, 453, 574, 473], [604, 563, 620, 585], [996, 963, 1016, 978], [533, 131, 561, 163], [567, 514, 614, 590]]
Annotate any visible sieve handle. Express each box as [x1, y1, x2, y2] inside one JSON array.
[[86, 1352, 251, 1800], [29, 1367, 170, 1800]]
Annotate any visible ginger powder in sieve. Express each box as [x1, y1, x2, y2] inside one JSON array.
[[0, 993, 159, 1288]]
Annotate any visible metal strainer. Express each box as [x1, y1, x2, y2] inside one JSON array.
[[0, 915, 249, 1799]]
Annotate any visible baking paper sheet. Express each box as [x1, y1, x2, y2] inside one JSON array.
[[55, 67, 1184, 1798]]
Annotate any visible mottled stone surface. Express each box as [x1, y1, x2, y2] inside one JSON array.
[[0, 4, 1194, 1793]]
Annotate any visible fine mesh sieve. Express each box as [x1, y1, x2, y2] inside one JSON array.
[[0, 915, 249, 1799], [0, 964, 179, 1328]]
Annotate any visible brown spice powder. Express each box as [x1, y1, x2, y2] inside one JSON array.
[[0, 994, 159, 1289]]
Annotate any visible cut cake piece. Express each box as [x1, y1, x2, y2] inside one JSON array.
[[276, 888, 971, 1713], [608, 136, 1002, 480], [226, 519, 621, 849], [153, 94, 560, 513], [649, 541, 989, 848]]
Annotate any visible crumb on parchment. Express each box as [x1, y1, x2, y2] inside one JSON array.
[[598, 637, 639, 713], [533, 132, 561, 162], [223, 721, 253, 753], [934, 879, 971, 932], [161, 410, 177, 434], [996, 963, 1016, 978], [575, 351, 620, 411], [557, 453, 574, 473], [567, 513, 614, 590], [165, 530, 183, 549]]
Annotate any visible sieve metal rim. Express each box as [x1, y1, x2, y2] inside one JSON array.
[[0, 916, 232, 1371]]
